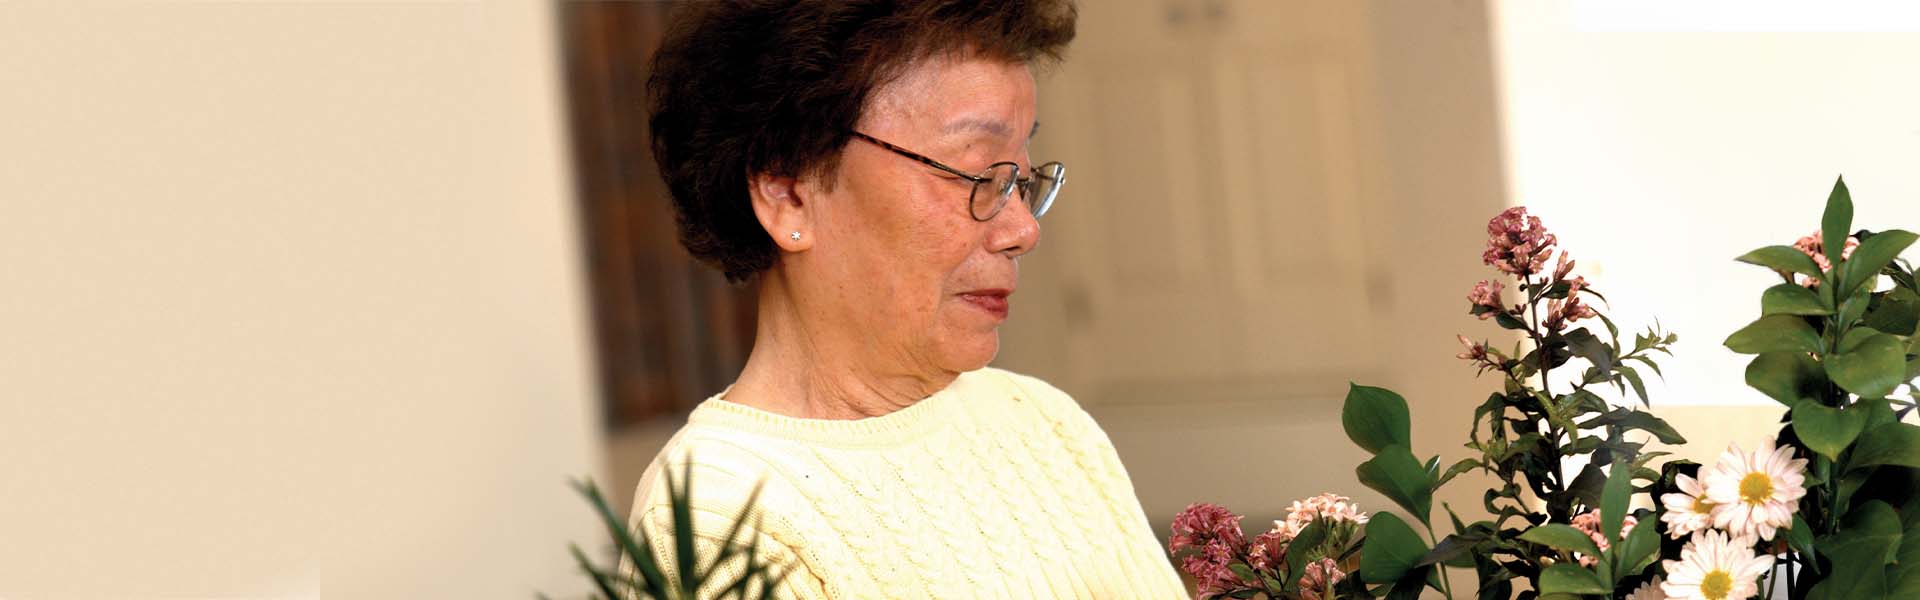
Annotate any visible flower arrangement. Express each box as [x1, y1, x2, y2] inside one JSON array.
[[1714, 177, 1920, 599], [1175, 176, 1919, 600]]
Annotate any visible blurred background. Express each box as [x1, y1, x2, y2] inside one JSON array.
[[3, 1, 1917, 598]]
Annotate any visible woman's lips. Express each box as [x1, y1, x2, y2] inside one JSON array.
[[959, 289, 1011, 320]]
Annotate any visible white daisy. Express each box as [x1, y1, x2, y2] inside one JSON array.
[[1627, 577, 1667, 600], [1662, 530, 1771, 600], [1702, 439, 1807, 541], [1661, 474, 1717, 539]]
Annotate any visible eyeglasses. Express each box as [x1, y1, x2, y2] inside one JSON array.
[[849, 131, 1065, 221]]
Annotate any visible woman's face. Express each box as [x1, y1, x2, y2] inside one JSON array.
[[805, 56, 1042, 376]]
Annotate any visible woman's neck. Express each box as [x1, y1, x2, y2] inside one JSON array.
[[725, 271, 955, 420]]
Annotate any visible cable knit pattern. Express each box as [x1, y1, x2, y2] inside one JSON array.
[[622, 368, 1188, 599]]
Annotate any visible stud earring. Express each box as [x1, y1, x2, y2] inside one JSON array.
[[790, 231, 802, 241]]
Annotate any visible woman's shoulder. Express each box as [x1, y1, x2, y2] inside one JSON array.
[[975, 365, 1098, 421], [628, 418, 808, 510], [963, 367, 1110, 442]]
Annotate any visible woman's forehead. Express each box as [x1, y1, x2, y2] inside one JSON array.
[[861, 58, 1037, 143]]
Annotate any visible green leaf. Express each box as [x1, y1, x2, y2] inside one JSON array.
[[1538, 563, 1609, 595], [1737, 245, 1823, 276], [1580, 408, 1687, 444], [1418, 531, 1487, 568], [1495, 312, 1529, 331], [1563, 328, 1616, 373], [567, 544, 623, 599], [1619, 365, 1650, 405], [1839, 282, 1874, 325], [1344, 384, 1412, 455], [1601, 461, 1631, 543], [1517, 524, 1601, 557], [1360, 512, 1430, 583], [1356, 445, 1434, 525], [1724, 314, 1822, 355], [1610, 516, 1660, 580], [1794, 399, 1873, 460], [1863, 286, 1920, 337], [1746, 351, 1826, 406], [1564, 465, 1608, 509], [1384, 567, 1433, 600], [1285, 519, 1328, 583], [1826, 500, 1903, 566], [1826, 332, 1908, 398], [1229, 563, 1257, 582], [1851, 423, 1920, 469], [1436, 457, 1481, 488], [1787, 514, 1818, 573], [1841, 229, 1918, 297], [671, 460, 697, 594], [1763, 282, 1834, 316], [1824, 175, 1854, 272]]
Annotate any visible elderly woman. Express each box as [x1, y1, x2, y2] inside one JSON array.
[[625, 1, 1186, 597]]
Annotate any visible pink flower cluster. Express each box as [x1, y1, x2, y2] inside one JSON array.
[[1467, 280, 1505, 319], [1791, 231, 1860, 287], [1542, 276, 1598, 332], [1273, 493, 1370, 539], [1169, 495, 1365, 599], [1298, 558, 1346, 600], [1169, 503, 1251, 596], [1456, 335, 1502, 374], [1568, 508, 1638, 567], [1483, 207, 1558, 276], [1462, 206, 1600, 344]]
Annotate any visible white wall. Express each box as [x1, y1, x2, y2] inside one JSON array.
[[1491, 1, 1920, 407], [0, 3, 604, 598]]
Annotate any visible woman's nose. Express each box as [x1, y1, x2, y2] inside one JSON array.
[[989, 194, 1042, 257]]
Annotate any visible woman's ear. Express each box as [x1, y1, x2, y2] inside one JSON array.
[[748, 171, 813, 252]]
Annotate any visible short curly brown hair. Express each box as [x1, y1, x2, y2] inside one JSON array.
[[648, 0, 1078, 282]]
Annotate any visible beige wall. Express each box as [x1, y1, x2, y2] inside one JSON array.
[[1491, 0, 1920, 412], [995, 0, 1512, 536], [1, 3, 603, 598]]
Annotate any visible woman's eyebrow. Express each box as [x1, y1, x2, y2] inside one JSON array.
[[942, 117, 1014, 139], [939, 117, 1042, 142]]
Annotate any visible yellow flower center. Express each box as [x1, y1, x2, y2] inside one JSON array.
[[1739, 472, 1774, 504], [1692, 496, 1715, 514], [1701, 569, 1733, 600]]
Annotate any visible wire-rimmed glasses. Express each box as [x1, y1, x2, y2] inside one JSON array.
[[849, 131, 1065, 221]]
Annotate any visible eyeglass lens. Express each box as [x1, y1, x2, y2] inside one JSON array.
[[968, 162, 1066, 220]]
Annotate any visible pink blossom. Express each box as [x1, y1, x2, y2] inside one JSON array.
[[1282, 494, 1370, 533], [1483, 207, 1558, 276], [1468, 280, 1506, 319], [1791, 231, 1860, 287], [1247, 529, 1288, 573], [1297, 558, 1346, 600], [1457, 335, 1507, 374], [1569, 509, 1637, 567], [1542, 277, 1597, 332], [1456, 335, 1490, 362], [1184, 540, 1249, 598], [1170, 502, 1246, 555], [1552, 252, 1576, 282]]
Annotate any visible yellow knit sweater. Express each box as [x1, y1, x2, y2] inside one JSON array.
[[622, 367, 1189, 599]]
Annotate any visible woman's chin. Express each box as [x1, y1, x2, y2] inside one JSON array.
[[938, 331, 1001, 373]]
